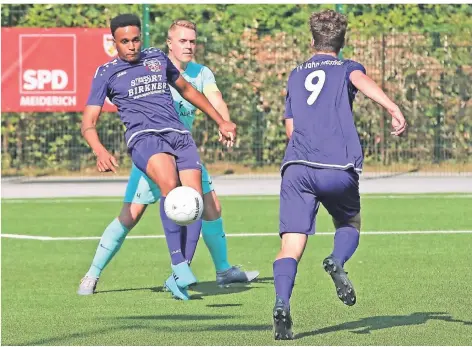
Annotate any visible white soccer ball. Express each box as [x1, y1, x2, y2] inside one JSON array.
[[164, 186, 204, 226]]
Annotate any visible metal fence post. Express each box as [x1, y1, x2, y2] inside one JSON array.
[[142, 4, 150, 49], [380, 33, 386, 165], [335, 4, 344, 60]]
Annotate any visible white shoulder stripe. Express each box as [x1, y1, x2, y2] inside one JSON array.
[[93, 66, 100, 78], [142, 47, 162, 54]]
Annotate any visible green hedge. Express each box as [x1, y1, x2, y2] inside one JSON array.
[[2, 4, 471, 173]]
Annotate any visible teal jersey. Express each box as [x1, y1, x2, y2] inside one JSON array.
[[169, 61, 219, 131]]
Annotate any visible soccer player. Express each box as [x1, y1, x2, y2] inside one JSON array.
[[272, 10, 407, 339], [79, 14, 237, 299], [78, 17, 259, 299]]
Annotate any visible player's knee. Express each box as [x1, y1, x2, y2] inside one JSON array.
[[179, 169, 203, 196], [202, 191, 222, 221], [332, 213, 361, 231], [277, 232, 307, 262], [160, 177, 179, 196]]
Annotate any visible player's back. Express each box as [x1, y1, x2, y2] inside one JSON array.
[[283, 54, 364, 174]]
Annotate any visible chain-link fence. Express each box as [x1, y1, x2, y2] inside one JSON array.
[[2, 6, 471, 176]]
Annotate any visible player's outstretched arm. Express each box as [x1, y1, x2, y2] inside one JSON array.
[[81, 105, 118, 173], [205, 91, 234, 147], [206, 91, 230, 121], [171, 76, 237, 143], [350, 70, 407, 136]]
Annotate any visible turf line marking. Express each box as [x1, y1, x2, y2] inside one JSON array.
[[2, 194, 472, 204], [2, 230, 472, 241]]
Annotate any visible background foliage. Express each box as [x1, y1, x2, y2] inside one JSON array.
[[2, 4, 471, 174]]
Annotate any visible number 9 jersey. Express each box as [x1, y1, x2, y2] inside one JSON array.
[[282, 54, 366, 175]]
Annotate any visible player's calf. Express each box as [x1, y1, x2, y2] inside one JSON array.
[[202, 190, 222, 221], [118, 203, 147, 229]]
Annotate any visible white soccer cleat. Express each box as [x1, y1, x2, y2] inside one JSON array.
[[77, 276, 99, 296]]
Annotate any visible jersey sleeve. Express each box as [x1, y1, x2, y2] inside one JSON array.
[[86, 66, 108, 106], [201, 66, 220, 95], [345, 60, 366, 78], [345, 60, 366, 100], [166, 55, 181, 83]]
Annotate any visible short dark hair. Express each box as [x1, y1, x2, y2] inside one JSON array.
[[110, 14, 141, 37], [309, 10, 347, 53]]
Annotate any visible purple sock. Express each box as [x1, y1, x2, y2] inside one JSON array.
[[184, 220, 202, 263], [160, 197, 185, 265], [180, 226, 187, 259], [273, 257, 298, 307], [331, 226, 360, 266]]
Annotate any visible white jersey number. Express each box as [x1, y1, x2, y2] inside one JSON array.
[[304, 70, 326, 105]]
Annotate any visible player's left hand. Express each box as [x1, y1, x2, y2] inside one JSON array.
[[218, 120, 237, 147], [390, 107, 407, 136]]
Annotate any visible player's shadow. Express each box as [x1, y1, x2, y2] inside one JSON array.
[[252, 276, 274, 284], [95, 286, 159, 294], [21, 322, 271, 346], [95, 276, 273, 297], [188, 279, 261, 299], [20, 325, 146, 346], [116, 314, 236, 321], [296, 312, 472, 339], [207, 303, 242, 308], [200, 324, 272, 332]]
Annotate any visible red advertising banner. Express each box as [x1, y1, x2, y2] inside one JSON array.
[[1, 28, 118, 112]]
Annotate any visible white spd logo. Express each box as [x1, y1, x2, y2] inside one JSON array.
[[23, 70, 68, 91]]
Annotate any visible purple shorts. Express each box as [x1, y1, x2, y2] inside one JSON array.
[[279, 164, 360, 236], [129, 131, 201, 174]]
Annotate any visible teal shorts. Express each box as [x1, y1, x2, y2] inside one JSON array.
[[123, 163, 214, 205]]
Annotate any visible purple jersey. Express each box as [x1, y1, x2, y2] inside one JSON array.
[[86, 47, 188, 147], [282, 54, 366, 174]]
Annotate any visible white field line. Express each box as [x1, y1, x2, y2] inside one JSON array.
[[2, 230, 472, 241], [2, 194, 472, 204]]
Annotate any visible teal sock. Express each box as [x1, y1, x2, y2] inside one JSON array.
[[202, 218, 231, 272], [86, 218, 129, 278]]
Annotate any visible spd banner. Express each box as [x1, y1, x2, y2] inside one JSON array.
[[1, 28, 119, 112]]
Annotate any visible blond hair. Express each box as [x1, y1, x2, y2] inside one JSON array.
[[168, 19, 197, 39]]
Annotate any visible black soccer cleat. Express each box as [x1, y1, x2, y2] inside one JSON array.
[[323, 256, 356, 306], [273, 297, 294, 340]]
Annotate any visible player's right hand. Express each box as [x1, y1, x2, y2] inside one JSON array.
[[218, 120, 237, 147], [95, 150, 119, 173]]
